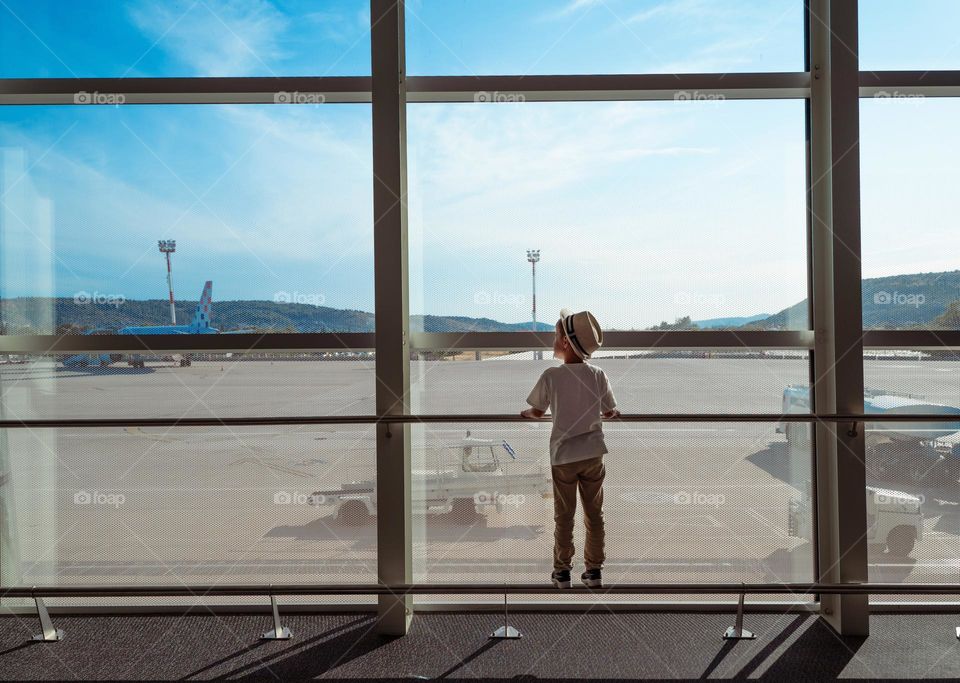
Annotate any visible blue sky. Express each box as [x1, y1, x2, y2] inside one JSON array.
[[0, 0, 959, 329]]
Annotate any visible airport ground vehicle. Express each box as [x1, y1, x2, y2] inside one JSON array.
[[789, 482, 923, 556], [309, 435, 551, 525], [779, 385, 960, 484]]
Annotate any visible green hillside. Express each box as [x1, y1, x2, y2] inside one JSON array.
[[0, 297, 554, 335], [741, 270, 960, 330]]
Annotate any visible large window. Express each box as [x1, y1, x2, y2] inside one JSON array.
[[0, 0, 371, 77], [5, 426, 377, 589], [408, 100, 808, 332], [2, 1, 957, 624], [860, 97, 960, 331], [859, 7, 960, 605], [412, 422, 814, 596], [860, 0, 960, 71], [0, 104, 374, 328], [407, 0, 803, 75]]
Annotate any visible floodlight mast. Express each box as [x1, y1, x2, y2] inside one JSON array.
[[527, 249, 540, 359], [158, 240, 177, 325]]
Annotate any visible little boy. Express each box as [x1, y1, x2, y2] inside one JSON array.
[[521, 309, 619, 588]]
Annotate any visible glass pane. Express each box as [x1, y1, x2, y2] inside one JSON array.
[[1, 352, 375, 420], [1, 426, 376, 589], [860, 98, 960, 330], [860, 0, 960, 71], [411, 351, 810, 414], [407, 0, 803, 75], [408, 100, 808, 332], [0, 0, 370, 77], [0, 104, 373, 334], [410, 422, 814, 600], [862, 350, 960, 602]]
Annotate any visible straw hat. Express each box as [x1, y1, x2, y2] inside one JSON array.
[[559, 308, 603, 359]]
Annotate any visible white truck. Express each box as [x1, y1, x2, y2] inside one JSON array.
[[779, 384, 960, 484], [308, 435, 552, 525], [788, 481, 923, 556]]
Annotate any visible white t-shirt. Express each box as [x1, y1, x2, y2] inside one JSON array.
[[526, 362, 617, 466]]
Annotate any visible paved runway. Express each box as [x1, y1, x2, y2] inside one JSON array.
[[0, 356, 958, 602]]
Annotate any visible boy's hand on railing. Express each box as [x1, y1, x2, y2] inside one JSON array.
[[602, 409, 621, 420], [520, 408, 545, 419]]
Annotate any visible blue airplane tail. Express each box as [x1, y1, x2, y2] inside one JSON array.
[[190, 281, 213, 332]]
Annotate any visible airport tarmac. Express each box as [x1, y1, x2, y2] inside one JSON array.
[[0, 357, 958, 602]]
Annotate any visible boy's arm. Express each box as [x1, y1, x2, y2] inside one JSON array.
[[522, 371, 550, 419], [599, 370, 619, 419]]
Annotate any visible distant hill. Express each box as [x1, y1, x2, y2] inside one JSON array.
[[741, 270, 960, 330], [694, 314, 770, 329], [0, 297, 554, 335], [3, 269, 957, 334]]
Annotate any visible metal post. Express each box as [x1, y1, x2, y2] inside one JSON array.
[[371, 0, 413, 636], [32, 595, 63, 642], [808, 0, 870, 636], [490, 588, 521, 639], [723, 589, 755, 640], [261, 594, 292, 640]]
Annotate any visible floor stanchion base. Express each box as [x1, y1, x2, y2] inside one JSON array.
[[490, 626, 521, 639]]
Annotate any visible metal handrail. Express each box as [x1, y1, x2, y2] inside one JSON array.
[[4, 582, 960, 598], [0, 413, 958, 428]]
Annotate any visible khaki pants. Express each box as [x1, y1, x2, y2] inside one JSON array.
[[552, 456, 605, 571]]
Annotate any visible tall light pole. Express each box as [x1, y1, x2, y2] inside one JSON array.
[[527, 249, 540, 359], [158, 240, 177, 325]]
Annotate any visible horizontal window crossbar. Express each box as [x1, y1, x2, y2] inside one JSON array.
[[6, 330, 956, 354], [863, 330, 960, 350], [0, 333, 375, 354], [2, 71, 959, 105], [406, 73, 810, 102], [0, 413, 954, 429], [0, 73, 809, 104], [0, 330, 814, 354], [0, 76, 372, 104], [3, 582, 960, 598], [860, 70, 960, 97], [414, 330, 814, 351]]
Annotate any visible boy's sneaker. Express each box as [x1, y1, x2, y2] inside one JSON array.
[[551, 569, 572, 589], [581, 568, 602, 588]]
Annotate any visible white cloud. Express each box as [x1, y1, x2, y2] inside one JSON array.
[[407, 101, 807, 327], [0, 104, 373, 305], [126, 0, 291, 76], [553, 0, 605, 19]]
